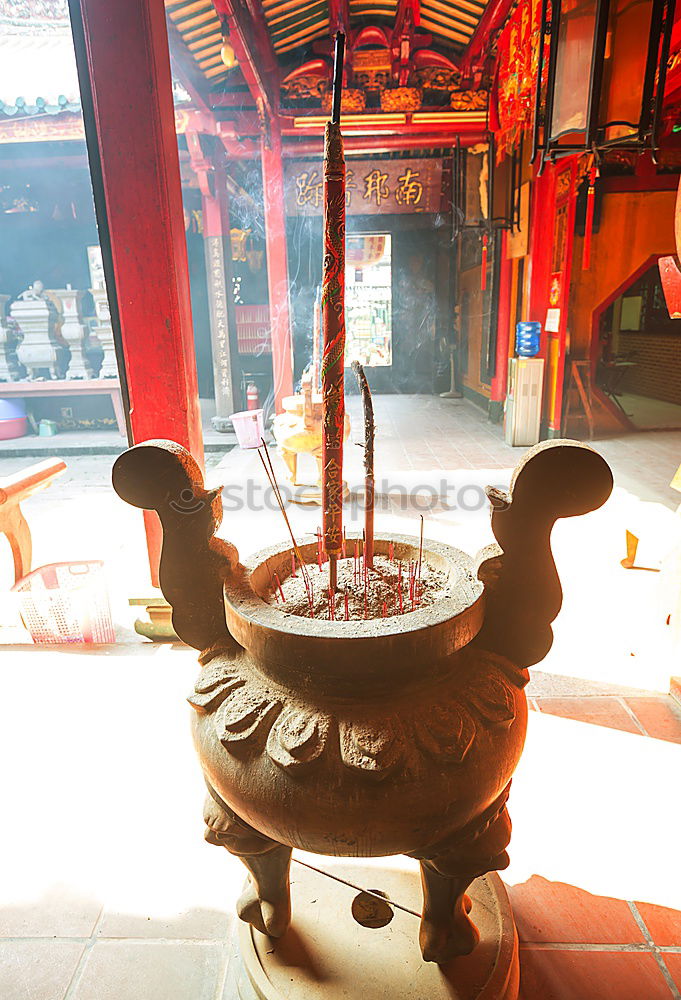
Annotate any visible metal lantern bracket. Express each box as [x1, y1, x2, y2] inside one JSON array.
[[452, 132, 521, 240], [532, 0, 675, 166]]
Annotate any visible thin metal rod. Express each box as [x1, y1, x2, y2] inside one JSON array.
[[292, 858, 422, 919]]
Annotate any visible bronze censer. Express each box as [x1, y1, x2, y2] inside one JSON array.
[[113, 438, 612, 974]]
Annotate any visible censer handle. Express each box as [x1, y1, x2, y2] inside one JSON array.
[[474, 440, 613, 669], [112, 440, 241, 655]]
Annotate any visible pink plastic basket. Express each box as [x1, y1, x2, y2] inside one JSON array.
[[11, 561, 115, 644]]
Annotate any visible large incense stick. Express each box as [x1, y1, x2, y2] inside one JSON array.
[[351, 360, 375, 569], [321, 31, 346, 592], [312, 284, 322, 391]]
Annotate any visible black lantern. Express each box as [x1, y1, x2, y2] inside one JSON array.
[[532, 0, 674, 162]]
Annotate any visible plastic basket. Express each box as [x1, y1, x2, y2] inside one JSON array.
[[11, 561, 115, 644], [229, 408, 264, 449]]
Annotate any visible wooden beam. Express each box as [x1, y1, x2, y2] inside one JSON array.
[[166, 16, 214, 116], [328, 0, 350, 35], [213, 0, 280, 116], [458, 0, 515, 79]]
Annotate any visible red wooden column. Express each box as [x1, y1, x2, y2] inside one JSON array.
[[69, 0, 203, 581], [261, 122, 294, 410]]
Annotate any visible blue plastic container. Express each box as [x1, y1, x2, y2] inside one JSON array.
[[515, 321, 541, 358]]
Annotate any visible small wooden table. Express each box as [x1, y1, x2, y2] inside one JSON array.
[[0, 379, 126, 435]]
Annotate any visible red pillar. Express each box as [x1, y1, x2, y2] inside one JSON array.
[[69, 0, 203, 581], [261, 124, 294, 411]]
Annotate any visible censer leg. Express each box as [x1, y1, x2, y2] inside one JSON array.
[[417, 800, 512, 964], [237, 846, 292, 939], [418, 862, 478, 963], [203, 790, 292, 938]]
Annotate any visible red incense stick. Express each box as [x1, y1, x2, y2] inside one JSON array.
[[274, 573, 285, 603], [344, 587, 349, 620]]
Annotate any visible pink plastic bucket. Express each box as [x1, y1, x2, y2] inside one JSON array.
[[229, 408, 264, 449]]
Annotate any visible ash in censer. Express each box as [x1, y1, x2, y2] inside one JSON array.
[[267, 552, 450, 621]]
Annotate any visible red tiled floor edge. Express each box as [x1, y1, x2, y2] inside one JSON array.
[[517, 947, 677, 999], [624, 697, 681, 744], [533, 696, 643, 735], [671, 677, 681, 709], [633, 900, 681, 948], [508, 878, 646, 945]]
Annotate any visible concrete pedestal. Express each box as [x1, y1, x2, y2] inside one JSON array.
[[236, 858, 519, 1000]]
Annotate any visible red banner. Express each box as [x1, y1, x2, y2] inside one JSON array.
[[495, 0, 543, 161]]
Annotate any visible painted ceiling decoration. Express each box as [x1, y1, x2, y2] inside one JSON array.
[[279, 0, 488, 113], [165, 0, 491, 90], [165, 0, 230, 83]]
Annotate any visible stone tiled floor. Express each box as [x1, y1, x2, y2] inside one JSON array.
[[2, 395, 681, 998]]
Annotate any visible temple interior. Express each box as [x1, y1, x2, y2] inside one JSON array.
[[1, 0, 681, 998]]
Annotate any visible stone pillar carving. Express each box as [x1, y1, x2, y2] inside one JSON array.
[[186, 132, 241, 428], [87, 288, 118, 377]]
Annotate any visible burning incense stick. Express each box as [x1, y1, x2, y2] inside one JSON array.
[[418, 515, 424, 585], [257, 441, 313, 610], [351, 360, 375, 570], [321, 31, 346, 593]]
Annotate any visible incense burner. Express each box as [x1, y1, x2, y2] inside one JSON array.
[[113, 438, 612, 965]]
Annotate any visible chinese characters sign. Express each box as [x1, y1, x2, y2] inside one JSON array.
[[285, 158, 443, 216]]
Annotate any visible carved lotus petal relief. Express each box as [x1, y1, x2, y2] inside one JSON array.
[[339, 718, 405, 779], [468, 668, 516, 726], [188, 661, 245, 714], [215, 685, 281, 747], [413, 701, 476, 763], [267, 708, 332, 770]]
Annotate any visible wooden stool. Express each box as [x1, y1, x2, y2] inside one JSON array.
[[563, 360, 596, 439]]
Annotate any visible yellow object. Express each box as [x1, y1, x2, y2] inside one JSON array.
[[220, 41, 236, 69], [670, 463, 681, 493]]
